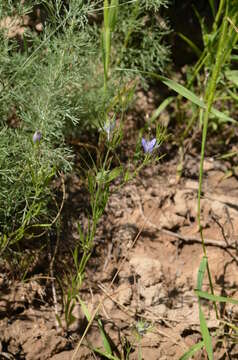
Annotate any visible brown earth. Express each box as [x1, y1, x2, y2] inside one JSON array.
[[1, 3, 237, 359], [1, 152, 238, 360]]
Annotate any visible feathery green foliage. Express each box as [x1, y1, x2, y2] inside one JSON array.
[[0, 0, 170, 244]]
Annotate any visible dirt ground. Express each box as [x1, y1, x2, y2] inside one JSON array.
[[0, 3, 238, 359], [1, 148, 238, 359]]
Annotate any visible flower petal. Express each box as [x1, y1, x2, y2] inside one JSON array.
[[148, 138, 156, 152]]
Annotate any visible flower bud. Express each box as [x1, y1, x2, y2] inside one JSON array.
[[33, 130, 42, 144]]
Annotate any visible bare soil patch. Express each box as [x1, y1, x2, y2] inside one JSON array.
[[1, 152, 238, 359]]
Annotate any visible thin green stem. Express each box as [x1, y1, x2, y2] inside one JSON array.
[[188, 52, 209, 90], [213, 0, 225, 33], [198, 2, 229, 319]]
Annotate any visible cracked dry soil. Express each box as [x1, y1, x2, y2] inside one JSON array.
[[1, 155, 238, 360]]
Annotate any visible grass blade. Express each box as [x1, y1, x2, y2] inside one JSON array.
[[78, 297, 92, 322], [179, 340, 204, 360], [150, 96, 174, 124], [225, 70, 238, 87], [108, 0, 118, 31], [177, 32, 202, 57], [98, 318, 113, 355], [158, 76, 237, 124], [93, 348, 120, 360], [116, 69, 237, 124], [197, 256, 207, 291], [195, 290, 238, 305], [208, 0, 216, 19], [199, 304, 213, 360]]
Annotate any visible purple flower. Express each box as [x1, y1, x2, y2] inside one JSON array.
[[33, 130, 42, 144], [104, 120, 116, 141], [141, 137, 157, 153]]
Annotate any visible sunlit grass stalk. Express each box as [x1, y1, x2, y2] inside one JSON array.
[[212, 0, 225, 33], [208, 0, 216, 19], [197, 3, 229, 318], [102, 0, 118, 93], [102, 0, 110, 92]]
